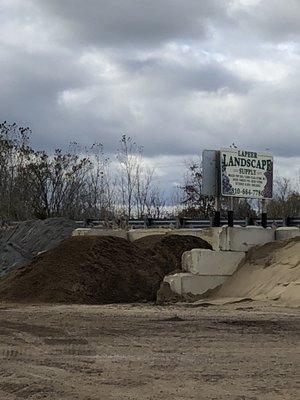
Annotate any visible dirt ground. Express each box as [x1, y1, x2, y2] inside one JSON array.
[[0, 302, 299, 400]]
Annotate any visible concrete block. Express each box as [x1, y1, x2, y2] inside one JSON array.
[[164, 273, 228, 296], [182, 249, 245, 275], [127, 229, 171, 242], [72, 228, 128, 239], [276, 227, 300, 241], [195, 227, 223, 250], [219, 226, 275, 252]]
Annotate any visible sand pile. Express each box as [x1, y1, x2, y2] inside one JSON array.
[[214, 236, 300, 306], [135, 234, 212, 273], [0, 218, 77, 277]]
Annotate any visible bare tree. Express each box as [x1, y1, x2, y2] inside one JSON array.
[[135, 166, 155, 218], [147, 186, 166, 218], [179, 159, 214, 218], [268, 175, 300, 218], [116, 135, 143, 219], [25, 148, 91, 219], [0, 122, 32, 220]]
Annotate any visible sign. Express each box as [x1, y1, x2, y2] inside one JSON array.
[[220, 149, 273, 199]]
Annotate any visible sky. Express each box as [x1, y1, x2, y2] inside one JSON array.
[[1, 0, 300, 191]]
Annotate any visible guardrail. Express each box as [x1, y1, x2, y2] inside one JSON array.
[[76, 216, 300, 229], [4, 217, 299, 229]]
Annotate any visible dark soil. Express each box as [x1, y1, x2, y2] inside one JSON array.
[[0, 234, 212, 305], [0, 236, 165, 304], [134, 234, 212, 272]]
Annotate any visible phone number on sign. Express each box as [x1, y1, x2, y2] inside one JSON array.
[[232, 188, 262, 196]]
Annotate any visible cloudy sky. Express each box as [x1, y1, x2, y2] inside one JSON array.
[[1, 0, 300, 189]]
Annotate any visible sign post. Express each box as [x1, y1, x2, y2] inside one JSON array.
[[261, 198, 267, 228], [202, 150, 221, 227], [213, 196, 221, 227], [228, 197, 234, 227]]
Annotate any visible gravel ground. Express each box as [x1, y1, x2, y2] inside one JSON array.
[[0, 302, 299, 400]]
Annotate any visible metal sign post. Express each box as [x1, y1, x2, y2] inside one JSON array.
[[228, 197, 234, 227], [213, 196, 221, 227], [261, 198, 267, 228], [202, 150, 221, 227]]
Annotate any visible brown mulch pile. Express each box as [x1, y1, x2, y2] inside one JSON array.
[[0, 234, 211, 305], [134, 234, 212, 273], [0, 236, 166, 304]]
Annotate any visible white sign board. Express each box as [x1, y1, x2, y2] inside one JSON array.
[[220, 149, 273, 199]]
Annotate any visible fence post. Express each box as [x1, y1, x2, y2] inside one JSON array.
[[284, 216, 291, 227], [228, 197, 234, 227], [177, 217, 186, 229], [212, 196, 221, 227]]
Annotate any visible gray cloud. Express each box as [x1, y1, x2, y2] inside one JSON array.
[[122, 57, 251, 94], [33, 0, 227, 47], [230, 0, 300, 42], [0, 0, 299, 186]]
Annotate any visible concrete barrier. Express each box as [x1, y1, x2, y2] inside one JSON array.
[[276, 227, 300, 241], [127, 228, 220, 243], [72, 226, 278, 252], [72, 228, 128, 239], [219, 226, 275, 252], [182, 249, 245, 275], [169, 228, 208, 238], [164, 273, 227, 296], [127, 229, 172, 241]]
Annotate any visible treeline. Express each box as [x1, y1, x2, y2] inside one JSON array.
[[0, 121, 299, 222], [0, 122, 165, 221]]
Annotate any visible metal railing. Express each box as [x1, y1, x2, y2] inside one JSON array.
[[76, 216, 300, 229], [3, 216, 299, 229]]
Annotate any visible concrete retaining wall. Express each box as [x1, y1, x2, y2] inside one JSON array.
[[72, 228, 128, 239], [73, 226, 279, 253], [127, 229, 172, 241], [164, 226, 275, 299], [219, 226, 275, 252], [275, 227, 300, 241], [182, 249, 245, 276], [72, 227, 221, 245], [127, 227, 222, 247]]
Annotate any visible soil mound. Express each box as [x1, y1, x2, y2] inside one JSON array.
[[134, 234, 212, 273], [0, 236, 166, 304], [0, 218, 77, 276], [214, 236, 300, 306]]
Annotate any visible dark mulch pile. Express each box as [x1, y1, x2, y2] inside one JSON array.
[[134, 234, 212, 273], [0, 236, 165, 304], [0, 234, 212, 305]]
